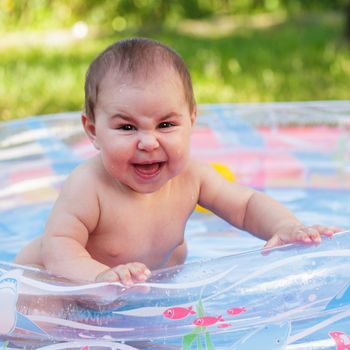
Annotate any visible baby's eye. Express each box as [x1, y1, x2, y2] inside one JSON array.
[[118, 124, 136, 131], [158, 122, 174, 129]]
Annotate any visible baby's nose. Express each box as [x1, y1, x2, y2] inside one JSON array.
[[137, 132, 160, 151]]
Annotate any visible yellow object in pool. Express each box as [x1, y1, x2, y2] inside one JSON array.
[[195, 162, 236, 214]]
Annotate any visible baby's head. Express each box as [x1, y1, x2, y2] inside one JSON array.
[[84, 37, 195, 122], [82, 38, 196, 193]]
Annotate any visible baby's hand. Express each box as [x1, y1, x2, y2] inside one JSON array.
[[264, 224, 342, 250], [95, 262, 151, 286]]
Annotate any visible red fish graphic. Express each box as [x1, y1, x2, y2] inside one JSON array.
[[163, 306, 196, 320], [227, 307, 247, 316], [329, 331, 350, 350], [193, 315, 224, 327]]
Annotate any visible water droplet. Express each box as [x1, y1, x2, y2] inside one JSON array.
[[308, 294, 317, 302]]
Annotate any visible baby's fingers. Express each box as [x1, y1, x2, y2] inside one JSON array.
[[95, 265, 134, 286], [311, 224, 343, 237], [95, 263, 151, 287], [296, 227, 321, 244], [101, 265, 133, 286], [126, 262, 151, 282], [95, 269, 120, 283]]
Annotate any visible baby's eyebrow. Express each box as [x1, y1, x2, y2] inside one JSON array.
[[159, 112, 183, 120], [111, 112, 183, 121], [110, 113, 133, 121]]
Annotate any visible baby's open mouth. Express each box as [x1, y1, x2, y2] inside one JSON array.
[[133, 162, 164, 178]]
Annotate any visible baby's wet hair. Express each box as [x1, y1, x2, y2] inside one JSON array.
[[84, 37, 195, 122]]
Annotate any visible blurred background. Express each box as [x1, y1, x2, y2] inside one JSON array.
[[1, 0, 350, 121]]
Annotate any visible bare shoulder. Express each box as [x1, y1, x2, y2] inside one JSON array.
[[172, 159, 209, 190], [183, 159, 211, 178], [57, 155, 105, 210], [172, 159, 221, 200], [185, 159, 224, 185], [62, 156, 104, 192], [68, 155, 101, 179], [48, 156, 103, 231]]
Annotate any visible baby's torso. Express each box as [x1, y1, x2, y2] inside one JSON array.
[[86, 171, 198, 270]]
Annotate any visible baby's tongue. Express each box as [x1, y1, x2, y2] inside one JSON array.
[[135, 163, 160, 175]]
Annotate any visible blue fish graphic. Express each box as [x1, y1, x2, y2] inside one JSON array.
[[15, 312, 48, 336], [0, 269, 47, 337], [326, 282, 350, 310], [0, 270, 22, 335]]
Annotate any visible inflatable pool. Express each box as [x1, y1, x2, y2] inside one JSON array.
[[0, 102, 350, 349]]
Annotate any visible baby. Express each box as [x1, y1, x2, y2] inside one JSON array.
[[15, 38, 340, 286]]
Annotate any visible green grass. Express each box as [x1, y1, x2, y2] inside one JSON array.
[[1, 12, 350, 121]]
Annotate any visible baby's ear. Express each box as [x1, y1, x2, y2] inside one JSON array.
[[190, 105, 197, 127], [81, 114, 100, 150]]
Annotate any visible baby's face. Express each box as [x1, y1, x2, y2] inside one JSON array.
[[87, 66, 196, 193]]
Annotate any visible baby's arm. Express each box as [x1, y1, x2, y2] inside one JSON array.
[[196, 162, 341, 248], [234, 191, 340, 249], [40, 163, 149, 284]]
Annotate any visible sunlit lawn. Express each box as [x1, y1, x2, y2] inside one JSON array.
[[1, 12, 350, 121]]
